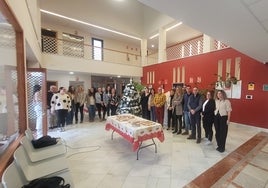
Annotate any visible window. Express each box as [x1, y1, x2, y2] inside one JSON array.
[[62, 32, 84, 58], [92, 38, 103, 61], [41, 28, 57, 54]]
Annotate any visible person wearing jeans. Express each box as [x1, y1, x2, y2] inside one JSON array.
[[148, 88, 156, 122], [187, 87, 203, 143], [182, 85, 192, 135], [74, 86, 86, 124]]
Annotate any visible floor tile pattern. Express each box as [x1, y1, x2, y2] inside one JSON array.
[[47, 121, 268, 188]]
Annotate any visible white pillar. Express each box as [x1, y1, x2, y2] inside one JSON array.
[[158, 27, 166, 63], [203, 34, 214, 53], [140, 39, 147, 66]]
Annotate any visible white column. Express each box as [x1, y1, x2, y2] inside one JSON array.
[[158, 27, 166, 63], [203, 34, 214, 53], [140, 39, 147, 66]]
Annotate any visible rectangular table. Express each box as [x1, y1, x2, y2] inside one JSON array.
[[105, 114, 165, 160]]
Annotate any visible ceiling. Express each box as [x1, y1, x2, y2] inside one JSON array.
[[138, 0, 268, 63], [40, 0, 202, 50], [40, 0, 268, 63]]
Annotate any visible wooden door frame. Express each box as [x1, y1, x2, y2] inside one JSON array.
[[27, 68, 47, 136], [0, 0, 26, 178]]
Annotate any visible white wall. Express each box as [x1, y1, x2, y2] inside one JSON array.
[[41, 21, 141, 55], [41, 22, 143, 78], [0, 48, 16, 66], [43, 54, 142, 78], [47, 72, 92, 90]]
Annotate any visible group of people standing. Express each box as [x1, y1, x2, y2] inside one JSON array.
[[184, 86, 232, 153], [139, 85, 232, 153], [94, 86, 120, 121], [140, 87, 166, 125], [35, 82, 232, 152], [46, 85, 120, 131]]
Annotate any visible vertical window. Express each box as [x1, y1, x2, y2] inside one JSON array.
[[62, 33, 84, 58], [41, 28, 57, 54], [92, 38, 103, 61], [0, 15, 18, 154]]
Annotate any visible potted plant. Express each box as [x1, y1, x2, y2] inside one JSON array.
[[214, 74, 224, 90], [214, 73, 238, 89], [225, 73, 238, 88]]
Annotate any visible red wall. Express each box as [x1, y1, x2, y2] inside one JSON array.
[[142, 48, 268, 129]]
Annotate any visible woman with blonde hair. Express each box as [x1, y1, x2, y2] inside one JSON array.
[[214, 90, 232, 153], [172, 87, 183, 134], [74, 85, 86, 124]]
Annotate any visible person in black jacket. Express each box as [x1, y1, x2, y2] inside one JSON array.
[[140, 87, 150, 120], [110, 88, 119, 116], [47, 85, 57, 129], [187, 87, 203, 143], [202, 90, 216, 145]]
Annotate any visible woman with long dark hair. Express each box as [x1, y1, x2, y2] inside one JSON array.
[[66, 85, 75, 125], [86, 87, 96, 122], [110, 88, 119, 115], [202, 90, 216, 145]]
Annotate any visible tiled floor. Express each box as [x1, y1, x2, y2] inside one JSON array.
[[186, 131, 268, 188], [48, 120, 268, 188]]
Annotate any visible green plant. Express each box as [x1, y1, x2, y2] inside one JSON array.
[[214, 73, 238, 89], [133, 81, 145, 92], [226, 73, 238, 85]]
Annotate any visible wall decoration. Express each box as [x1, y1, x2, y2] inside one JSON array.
[[189, 77, 193, 83], [231, 80, 242, 99], [197, 76, 201, 83], [248, 82, 255, 91], [263, 84, 268, 91]]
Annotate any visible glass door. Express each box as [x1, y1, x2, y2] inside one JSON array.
[[27, 68, 47, 138]]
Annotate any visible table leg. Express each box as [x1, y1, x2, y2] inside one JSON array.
[[136, 139, 157, 160], [111, 130, 115, 140]]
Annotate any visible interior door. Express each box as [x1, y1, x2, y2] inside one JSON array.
[[26, 68, 47, 136]]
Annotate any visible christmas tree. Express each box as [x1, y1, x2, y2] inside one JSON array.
[[117, 81, 141, 116]]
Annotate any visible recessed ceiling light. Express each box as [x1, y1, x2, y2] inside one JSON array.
[[69, 72, 74, 74], [149, 34, 159, 40], [149, 22, 183, 40], [151, 44, 155, 48], [40, 9, 141, 41], [166, 22, 183, 31]]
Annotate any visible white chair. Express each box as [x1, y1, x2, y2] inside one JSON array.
[[20, 136, 66, 162], [1, 161, 28, 188], [13, 146, 69, 181]]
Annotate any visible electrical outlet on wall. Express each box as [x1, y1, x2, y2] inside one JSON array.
[[246, 95, 253, 99]]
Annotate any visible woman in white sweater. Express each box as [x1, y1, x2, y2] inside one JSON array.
[[51, 87, 71, 131]]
